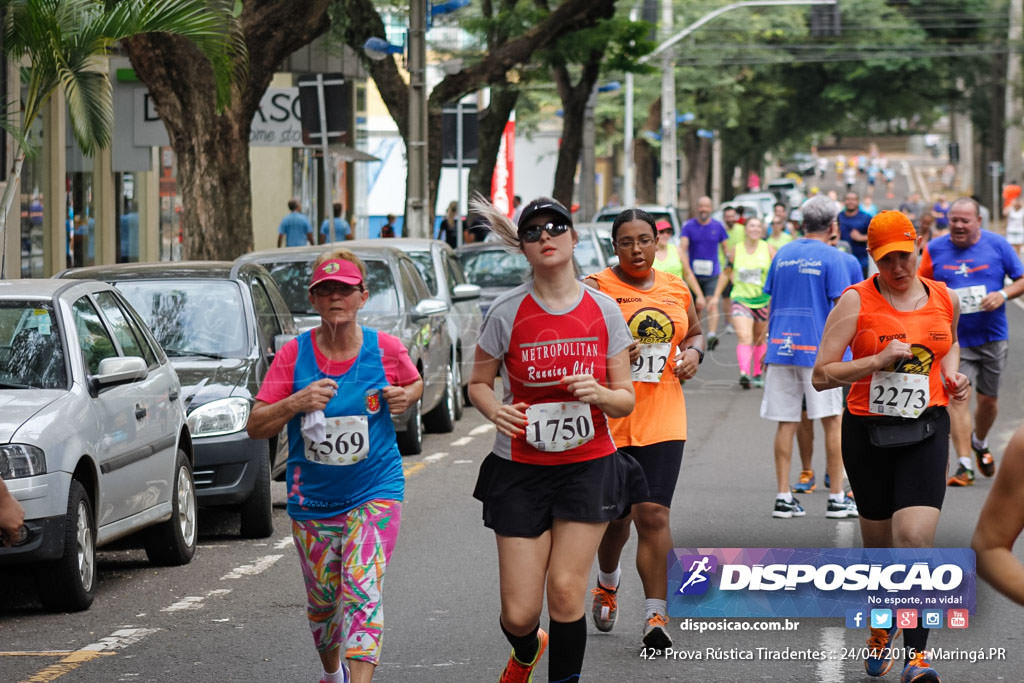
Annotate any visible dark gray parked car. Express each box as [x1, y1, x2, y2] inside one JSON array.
[[235, 242, 454, 455], [58, 262, 297, 539]]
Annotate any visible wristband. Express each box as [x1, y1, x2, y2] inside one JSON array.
[[999, 289, 1008, 300], [686, 346, 705, 365]]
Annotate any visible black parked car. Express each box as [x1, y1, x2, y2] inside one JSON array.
[[58, 262, 297, 538]]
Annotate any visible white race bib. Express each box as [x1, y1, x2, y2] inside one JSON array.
[[869, 371, 929, 418], [631, 343, 671, 383], [737, 267, 762, 285], [692, 258, 714, 276], [304, 415, 370, 465], [524, 402, 595, 453], [954, 285, 986, 315]]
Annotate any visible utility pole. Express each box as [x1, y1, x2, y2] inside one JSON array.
[[658, 0, 676, 207], [405, 0, 429, 238], [581, 86, 598, 220], [1005, 0, 1023, 192], [623, 6, 638, 208]]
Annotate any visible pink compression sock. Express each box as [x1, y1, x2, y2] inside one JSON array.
[[752, 344, 766, 376], [736, 344, 752, 375]]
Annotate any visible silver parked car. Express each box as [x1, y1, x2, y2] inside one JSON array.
[[390, 238, 481, 410], [0, 279, 195, 612], [58, 262, 298, 539], [235, 243, 454, 454]]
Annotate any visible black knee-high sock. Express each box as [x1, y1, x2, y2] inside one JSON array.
[[549, 616, 586, 683], [903, 626, 929, 664], [501, 617, 540, 664]]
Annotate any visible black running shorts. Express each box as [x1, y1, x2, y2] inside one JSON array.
[[619, 440, 685, 508], [473, 451, 649, 537], [841, 408, 950, 521]]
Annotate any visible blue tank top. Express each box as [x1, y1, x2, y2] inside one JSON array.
[[286, 327, 405, 520]]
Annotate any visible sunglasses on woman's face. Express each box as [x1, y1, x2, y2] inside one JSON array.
[[519, 222, 571, 242]]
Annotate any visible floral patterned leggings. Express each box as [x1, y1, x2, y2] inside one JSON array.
[[291, 499, 402, 664]]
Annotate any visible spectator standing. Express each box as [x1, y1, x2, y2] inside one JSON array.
[[278, 199, 314, 247], [437, 201, 460, 248], [380, 214, 397, 238], [320, 202, 352, 243]]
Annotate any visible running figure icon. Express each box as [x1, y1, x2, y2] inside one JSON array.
[[679, 556, 712, 594]]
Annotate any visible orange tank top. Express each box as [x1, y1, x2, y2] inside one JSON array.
[[846, 275, 954, 417], [591, 268, 691, 445]]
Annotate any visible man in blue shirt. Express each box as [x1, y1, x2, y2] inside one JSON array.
[[837, 191, 871, 275], [919, 197, 1024, 485], [277, 199, 314, 247], [761, 195, 857, 520], [320, 202, 352, 243], [680, 196, 729, 349]]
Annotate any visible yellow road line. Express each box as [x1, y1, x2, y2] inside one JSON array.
[[16, 650, 115, 682]]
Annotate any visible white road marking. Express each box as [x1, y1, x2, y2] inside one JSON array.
[[161, 588, 231, 613], [424, 452, 449, 462], [834, 519, 856, 548], [815, 626, 846, 682], [220, 554, 283, 580], [450, 436, 472, 447], [81, 627, 161, 652], [274, 537, 293, 550], [452, 459, 473, 464], [469, 424, 495, 436]]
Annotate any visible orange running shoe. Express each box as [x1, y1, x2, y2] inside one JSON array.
[[498, 628, 548, 683]]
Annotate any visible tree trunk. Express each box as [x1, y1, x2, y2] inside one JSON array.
[[123, 1, 331, 260], [550, 52, 602, 208], [0, 151, 25, 278], [634, 96, 660, 204], [468, 84, 519, 200], [683, 131, 711, 217]]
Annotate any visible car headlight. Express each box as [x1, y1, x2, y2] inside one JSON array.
[[0, 444, 46, 479], [186, 397, 251, 438]]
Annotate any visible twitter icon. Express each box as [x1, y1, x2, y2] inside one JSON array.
[[870, 609, 893, 629]]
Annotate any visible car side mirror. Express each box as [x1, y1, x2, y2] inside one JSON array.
[[451, 283, 481, 301], [270, 333, 297, 359], [91, 356, 148, 393], [411, 298, 449, 320]]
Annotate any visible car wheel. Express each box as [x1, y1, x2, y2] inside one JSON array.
[[144, 448, 197, 566], [239, 453, 273, 539], [37, 479, 96, 612], [396, 397, 423, 455], [424, 363, 457, 433], [451, 352, 465, 421]]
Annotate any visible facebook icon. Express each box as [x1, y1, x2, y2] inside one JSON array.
[[845, 609, 866, 629]]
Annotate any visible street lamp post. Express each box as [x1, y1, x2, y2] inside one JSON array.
[[632, 0, 838, 209], [406, 0, 429, 238]]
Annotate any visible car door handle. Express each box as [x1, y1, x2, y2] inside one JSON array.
[[135, 404, 147, 420]]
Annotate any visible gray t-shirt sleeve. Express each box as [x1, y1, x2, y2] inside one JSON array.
[[589, 289, 632, 357], [476, 285, 528, 359]]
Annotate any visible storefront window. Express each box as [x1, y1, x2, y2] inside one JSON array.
[[116, 172, 139, 262], [158, 147, 181, 261], [68, 171, 95, 268], [18, 113, 46, 277]]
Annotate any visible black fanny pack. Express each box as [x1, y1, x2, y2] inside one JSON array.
[[865, 407, 942, 448]]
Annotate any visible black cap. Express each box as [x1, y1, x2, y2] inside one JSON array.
[[517, 197, 573, 231]]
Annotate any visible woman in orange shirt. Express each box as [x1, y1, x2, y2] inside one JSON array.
[[813, 211, 969, 683], [583, 208, 704, 651]]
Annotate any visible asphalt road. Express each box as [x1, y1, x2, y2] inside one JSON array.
[[3, 177, 1023, 683]]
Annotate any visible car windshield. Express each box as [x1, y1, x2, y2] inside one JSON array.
[[406, 251, 438, 296], [0, 303, 67, 389], [114, 281, 249, 359], [573, 238, 603, 273], [459, 248, 530, 288], [262, 259, 398, 317]]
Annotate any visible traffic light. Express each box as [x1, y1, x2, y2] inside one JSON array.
[[810, 3, 841, 37]]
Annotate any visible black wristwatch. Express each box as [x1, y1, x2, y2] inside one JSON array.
[[685, 345, 704, 365]]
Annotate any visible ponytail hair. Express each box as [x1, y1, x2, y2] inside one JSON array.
[[469, 192, 520, 250]]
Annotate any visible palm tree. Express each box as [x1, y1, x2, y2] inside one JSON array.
[[0, 0, 245, 276]]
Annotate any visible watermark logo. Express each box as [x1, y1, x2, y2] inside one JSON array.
[[845, 609, 865, 629], [677, 555, 718, 596], [667, 548, 975, 618], [923, 609, 943, 628]]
